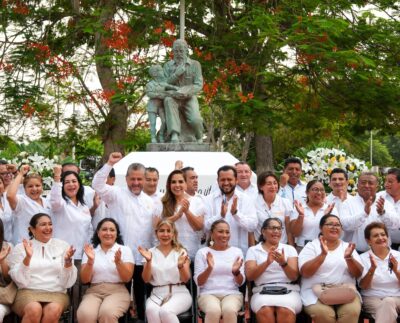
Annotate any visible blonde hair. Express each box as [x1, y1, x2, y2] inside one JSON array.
[[23, 174, 43, 188], [155, 220, 185, 252]]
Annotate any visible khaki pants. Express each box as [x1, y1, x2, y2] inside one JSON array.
[[363, 296, 400, 323], [197, 293, 243, 323], [77, 283, 130, 323], [304, 297, 361, 323]]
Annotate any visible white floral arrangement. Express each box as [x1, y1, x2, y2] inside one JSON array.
[[300, 147, 369, 193], [9, 152, 59, 189]]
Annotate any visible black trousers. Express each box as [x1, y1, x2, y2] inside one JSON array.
[[133, 265, 145, 320]]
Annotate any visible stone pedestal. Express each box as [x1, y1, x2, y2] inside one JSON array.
[[146, 143, 212, 152]]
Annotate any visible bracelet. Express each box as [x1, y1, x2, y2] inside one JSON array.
[[280, 262, 288, 268], [367, 270, 375, 276], [178, 264, 184, 269], [344, 256, 353, 260], [232, 270, 240, 276], [64, 259, 72, 265]]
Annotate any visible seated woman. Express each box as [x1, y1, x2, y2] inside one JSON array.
[[0, 218, 13, 322], [77, 218, 134, 323], [246, 218, 301, 323], [299, 214, 363, 323], [8, 213, 77, 323], [359, 222, 400, 323], [290, 180, 337, 252], [138, 220, 192, 323], [194, 219, 244, 323]]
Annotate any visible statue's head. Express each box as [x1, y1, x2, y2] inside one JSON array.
[[149, 65, 164, 79], [172, 39, 189, 61]]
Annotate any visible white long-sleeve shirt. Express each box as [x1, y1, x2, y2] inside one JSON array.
[[50, 182, 93, 259], [92, 164, 157, 263], [340, 194, 399, 252], [8, 238, 77, 292], [204, 189, 257, 254], [377, 191, 400, 243], [0, 193, 13, 242]]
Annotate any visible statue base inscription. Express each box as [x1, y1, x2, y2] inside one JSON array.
[[146, 143, 212, 152]]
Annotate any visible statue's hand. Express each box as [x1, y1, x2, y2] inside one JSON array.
[[172, 92, 188, 100], [174, 64, 186, 76]]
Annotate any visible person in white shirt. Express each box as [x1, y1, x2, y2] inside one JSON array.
[[144, 167, 163, 203], [279, 157, 306, 204], [246, 218, 301, 323], [251, 171, 294, 246], [377, 168, 400, 249], [159, 170, 205, 260], [92, 152, 157, 321], [0, 177, 12, 242], [0, 161, 16, 190], [194, 219, 244, 323], [299, 214, 363, 323], [77, 218, 134, 323], [7, 165, 51, 245], [326, 168, 355, 242], [8, 213, 77, 322], [0, 219, 13, 322], [340, 172, 400, 252], [181, 166, 203, 199], [358, 222, 400, 323], [205, 165, 257, 255], [290, 180, 337, 251], [50, 165, 92, 260], [235, 162, 258, 201], [138, 220, 192, 323]]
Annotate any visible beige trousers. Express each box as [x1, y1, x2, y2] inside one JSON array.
[[77, 283, 130, 323], [304, 297, 361, 323], [197, 293, 243, 323], [363, 296, 400, 323]]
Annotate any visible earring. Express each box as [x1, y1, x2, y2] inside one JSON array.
[[209, 240, 214, 246]]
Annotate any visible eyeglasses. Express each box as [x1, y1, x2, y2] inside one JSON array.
[[323, 223, 342, 228], [0, 172, 11, 176], [310, 188, 325, 193], [267, 226, 283, 232]]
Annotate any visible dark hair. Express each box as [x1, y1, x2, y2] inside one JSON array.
[[258, 218, 282, 243], [61, 171, 85, 205], [235, 161, 250, 167], [145, 167, 159, 177], [62, 162, 80, 174], [29, 213, 51, 239], [23, 173, 43, 188], [91, 218, 124, 247], [364, 222, 388, 241], [257, 171, 279, 194], [0, 160, 7, 165], [0, 218, 4, 250], [283, 157, 302, 169], [181, 167, 194, 181], [207, 219, 229, 246], [161, 170, 186, 218], [217, 165, 237, 178], [387, 168, 400, 182], [358, 172, 379, 183], [329, 168, 348, 180], [108, 168, 115, 178], [319, 214, 341, 230]]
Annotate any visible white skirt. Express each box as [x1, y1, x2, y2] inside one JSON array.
[[251, 290, 302, 314]]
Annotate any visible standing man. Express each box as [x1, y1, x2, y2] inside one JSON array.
[[235, 161, 258, 201], [92, 152, 157, 322], [163, 39, 204, 143], [279, 157, 307, 203], [143, 167, 163, 202], [378, 168, 400, 248], [181, 166, 202, 198], [204, 165, 257, 254], [340, 172, 399, 252], [326, 168, 355, 241]]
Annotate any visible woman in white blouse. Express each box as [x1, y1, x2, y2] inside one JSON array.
[[0, 177, 13, 242], [138, 220, 192, 323], [7, 165, 51, 245], [194, 219, 244, 323], [8, 213, 77, 321], [359, 222, 400, 323], [50, 165, 92, 260], [299, 214, 363, 323], [290, 180, 336, 251], [160, 170, 204, 260], [77, 218, 134, 323], [252, 171, 294, 246], [246, 218, 301, 323]]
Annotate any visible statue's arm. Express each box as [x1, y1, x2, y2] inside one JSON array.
[[190, 61, 203, 95]]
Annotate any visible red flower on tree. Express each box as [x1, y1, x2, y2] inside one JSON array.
[[103, 20, 132, 51]]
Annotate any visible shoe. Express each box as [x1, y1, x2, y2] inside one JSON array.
[[170, 133, 179, 143]]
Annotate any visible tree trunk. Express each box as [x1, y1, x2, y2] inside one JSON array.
[[95, 0, 128, 160], [255, 134, 274, 174]]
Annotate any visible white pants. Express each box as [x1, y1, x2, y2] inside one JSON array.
[[0, 304, 11, 323], [145, 286, 192, 323]]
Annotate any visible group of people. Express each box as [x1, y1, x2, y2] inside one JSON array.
[[0, 155, 399, 323]]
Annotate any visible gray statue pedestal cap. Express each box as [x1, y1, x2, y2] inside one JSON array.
[[146, 143, 212, 152]]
